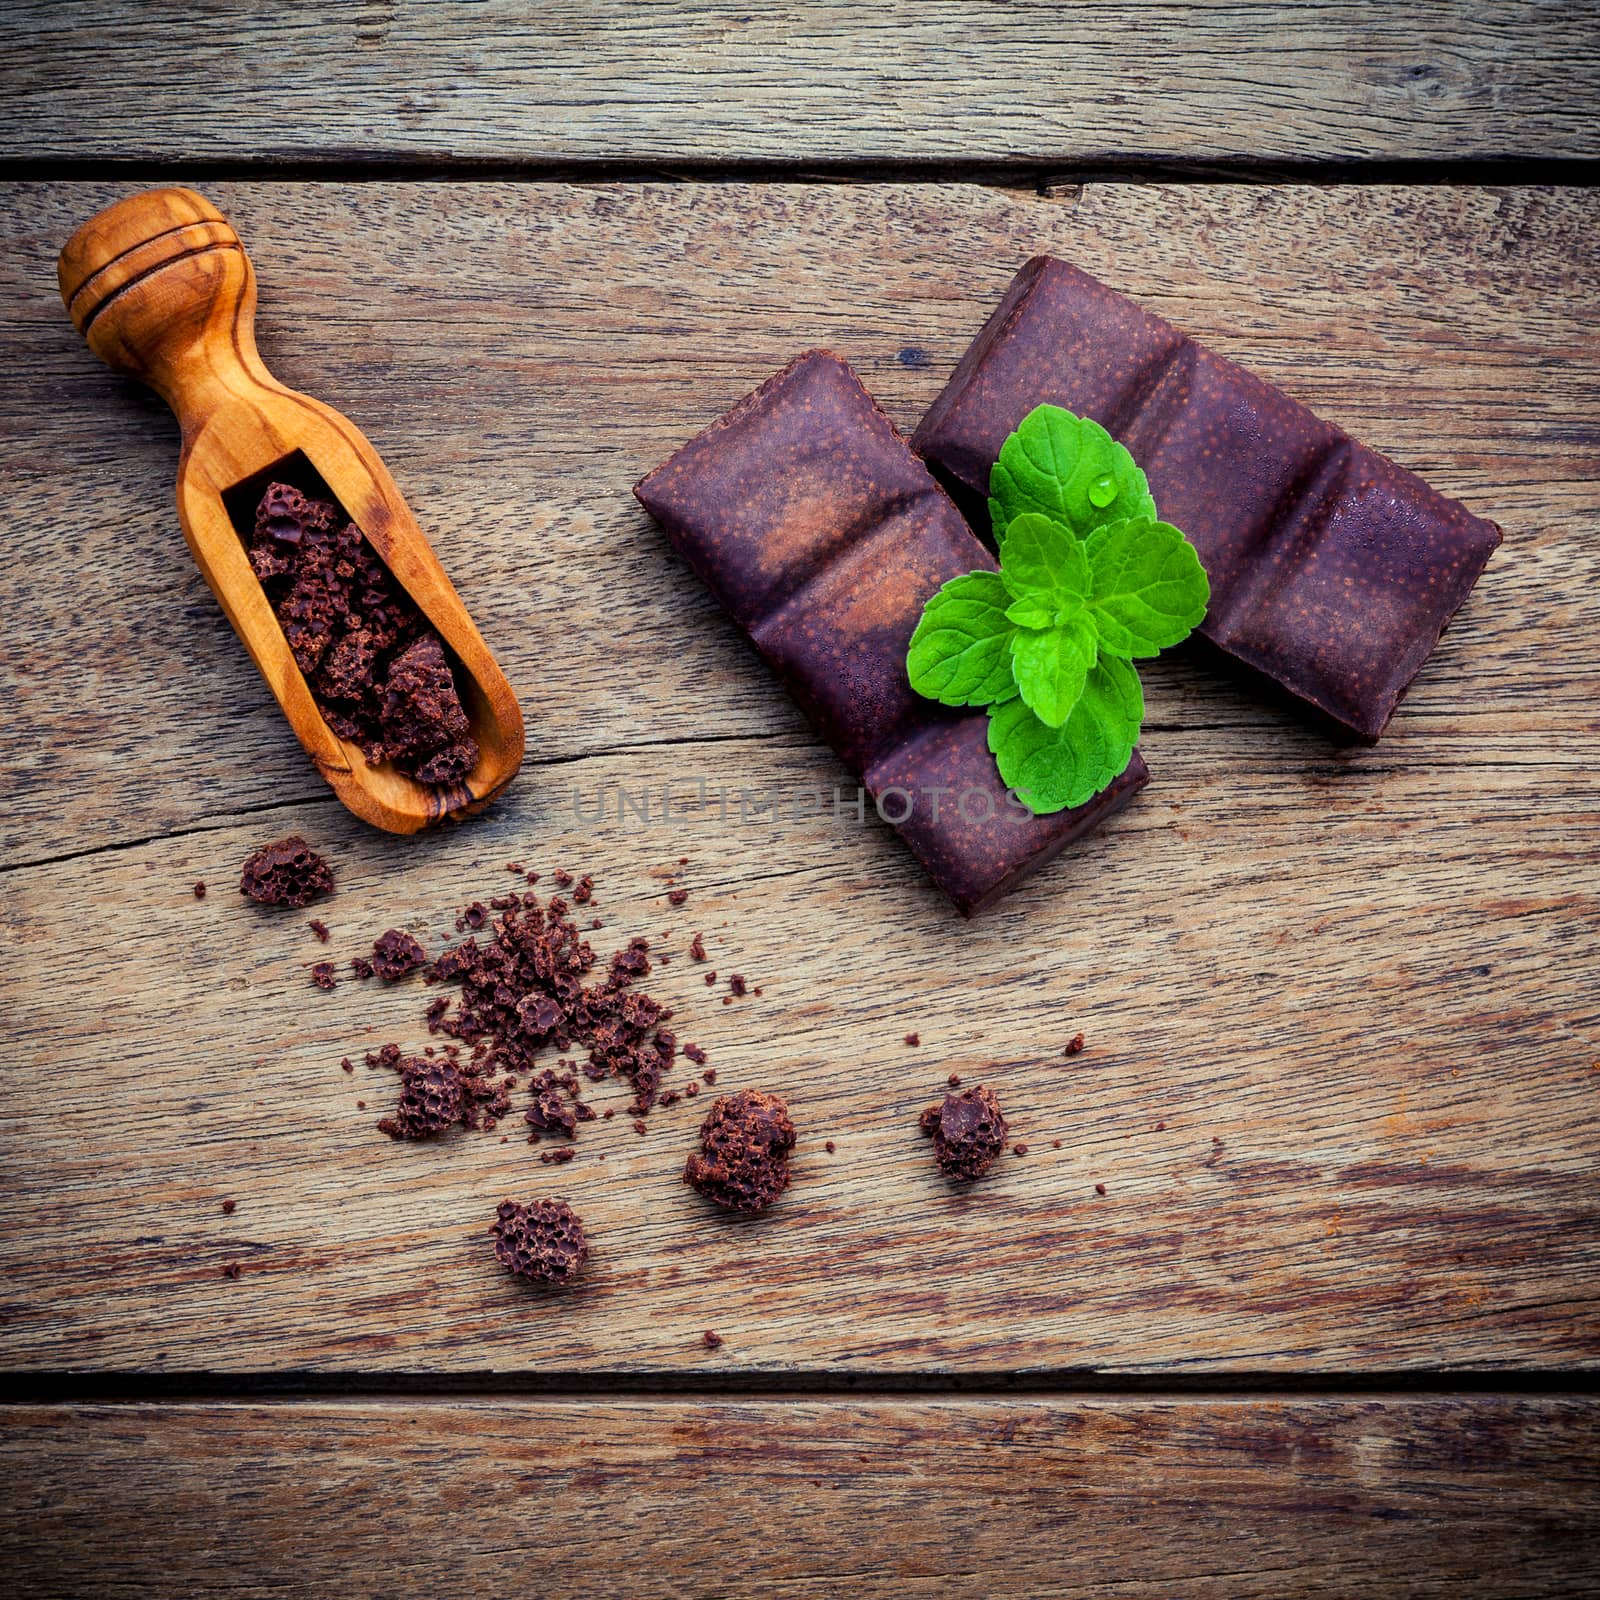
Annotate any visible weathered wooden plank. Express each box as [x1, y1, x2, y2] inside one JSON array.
[[3, 1397, 1597, 1597], [1, 180, 1597, 1374], [4, 181, 1595, 864], [2, 730, 1596, 1372], [2, 3, 1597, 166]]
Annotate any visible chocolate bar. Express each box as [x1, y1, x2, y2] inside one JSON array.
[[912, 257, 1503, 742], [634, 351, 1148, 915]]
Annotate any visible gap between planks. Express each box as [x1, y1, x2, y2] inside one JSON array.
[[4, 156, 1599, 187]]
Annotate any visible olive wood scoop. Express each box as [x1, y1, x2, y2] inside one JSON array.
[[58, 185, 524, 833]]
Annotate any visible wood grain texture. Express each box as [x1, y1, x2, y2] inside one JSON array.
[[2, 2, 1598, 166], [3, 1397, 1598, 1597], [1, 181, 1597, 1376]]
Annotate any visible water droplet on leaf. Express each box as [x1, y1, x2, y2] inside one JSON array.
[[1088, 473, 1118, 508]]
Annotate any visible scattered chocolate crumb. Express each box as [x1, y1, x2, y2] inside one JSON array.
[[573, 874, 594, 905], [1064, 1033, 1086, 1057], [728, 974, 747, 997], [919, 1085, 1007, 1182], [679, 857, 689, 866], [702, 1067, 717, 1085], [824, 1139, 836, 1154], [689, 932, 707, 962], [351, 956, 375, 980], [668, 887, 689, 906], [240, 836, 333, 908], [1052, 1139, 1062, 1149], [221, 1199, 236, 1215], [311, 961, 338, 991], [686, 1081, 700, 1096], [193, 881, 206, 899], [905, 1032, 921, 1047], [1155, 1120, 1167, 1132], [356, 1100, 366, 1109], [1013, 1142, 1028, 1156], [603, 1108, 615, 1120], [540, 1147, 576, 1166], [684, 1090, 796, 1214], [308, 917, 331, 943], [703, 1329, 724, 1349], [491, 1198, 588, 1285], [947, 1072, 961, 1088], [753, 987, 763, 997], [553, 869, 574, 888], [341, 1057, 354, 1073], [684, 1043, 707, 1066], [222, 1263, 241, 1280], [705, 971, 717, 985], [633, 1119, 648, 1136], [371, 928, 428, 981], [507, 862, 524, 874], [1094, 1183, 1107, 1196]]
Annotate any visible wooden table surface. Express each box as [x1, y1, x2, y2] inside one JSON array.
[[3, 6, 1599, 1596]]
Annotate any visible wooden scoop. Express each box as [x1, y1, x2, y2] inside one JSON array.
[[58, 185, 525, 833]]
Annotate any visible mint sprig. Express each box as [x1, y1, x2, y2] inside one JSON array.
[[907, 403, 1210, 815]]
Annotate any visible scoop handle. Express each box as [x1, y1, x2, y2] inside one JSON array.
[[58, 186, 265, 431]]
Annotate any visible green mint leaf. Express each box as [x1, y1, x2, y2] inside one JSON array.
[[987, 656, 1144, 814], [905, 570, 1020, 707], [1009, 613, 1098, 728], [989, 404, 1157, 546], [1086, 517, 1211, 658], [1005, 597, 1054, 630], [998, 513, 1088, 611]]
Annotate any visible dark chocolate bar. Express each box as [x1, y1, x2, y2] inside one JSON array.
[[634, 350, 1148, 915], [912, 257, 1503, 742]]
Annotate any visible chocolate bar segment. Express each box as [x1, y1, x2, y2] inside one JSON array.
[[912, 257, 1502, 741], [635, 350, 1147, 915]]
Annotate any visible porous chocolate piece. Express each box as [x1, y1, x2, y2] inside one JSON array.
[[247, 482, 479, 783], [379, 1056, 465, 1140], [370, 928, 428, 981], [684, 1089, 797, 1214], [920, 1084, 1008, 1182], [634, 351, 1148, 916], [310, 961, 338, 991], [491, 1198, 589, 1285], [239, 835, 333, 908], [380, 635, 476, 779], [912, 258, 1503, 742]]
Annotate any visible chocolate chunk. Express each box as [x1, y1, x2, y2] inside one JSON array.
[[491, 1198, 589, 1285], [920, 1084, 1007, 1182], [370, 928, 428, 981], [381, 635, 476, 775], [635, 352, 1147, 914], [689, 932, 707, 962], [378, 1056, 465, 1140], [310, 961, 338, 991], [239, 835, 333, 908], [912, 258, 1503, 742], [684, 1089, 796, 1214]]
